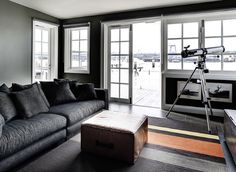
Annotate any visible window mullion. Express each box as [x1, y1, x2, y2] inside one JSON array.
[[79, 30, 81, 68], [200, 20, 204, 48], [221, 20, 223, 71], [41, 29, 43, 77], [181, 23, 183, 70]]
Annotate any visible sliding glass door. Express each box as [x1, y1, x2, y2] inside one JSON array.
[[108, 25, 132, 103]]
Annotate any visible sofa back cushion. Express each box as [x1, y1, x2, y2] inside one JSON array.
[[40, 81, 76, 106], [74, 83, 97, 101], [11, 84, 49, 118], [0, 92, 17, 122], [12, 83, 50, 108]]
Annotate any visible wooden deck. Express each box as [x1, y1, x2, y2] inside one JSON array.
[[133, 89, 161, 108]]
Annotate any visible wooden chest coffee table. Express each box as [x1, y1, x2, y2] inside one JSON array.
[[81, 110, 148, 164]]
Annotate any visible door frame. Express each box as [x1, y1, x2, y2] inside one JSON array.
[[33, 25, 51, 81], [101, 16, 163, 105], [32, 19, 59, 82]]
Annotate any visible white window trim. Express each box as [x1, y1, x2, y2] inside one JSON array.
[[64, 25, 90, 74]]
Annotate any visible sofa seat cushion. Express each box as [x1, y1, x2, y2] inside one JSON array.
[[49, 100, 105, 126], [0, 113, 66, 159]]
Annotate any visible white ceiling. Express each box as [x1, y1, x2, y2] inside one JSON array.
[[10, 0, 219, 19]]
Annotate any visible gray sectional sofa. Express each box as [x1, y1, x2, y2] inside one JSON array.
[[0, 82, 108, 172]]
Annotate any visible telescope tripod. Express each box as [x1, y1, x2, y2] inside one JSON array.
[[166, 60, 213, 133]]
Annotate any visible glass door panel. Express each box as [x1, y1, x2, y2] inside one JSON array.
[[109, 25, 132, 103], [33, 27, 51, 81]]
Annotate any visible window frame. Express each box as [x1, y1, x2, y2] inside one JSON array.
[[164, 14, 236, 75], [64, 24, 90, 74], [166, 20, 201, 70]]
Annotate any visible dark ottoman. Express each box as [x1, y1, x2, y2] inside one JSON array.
[[81, 110, 148, 163]]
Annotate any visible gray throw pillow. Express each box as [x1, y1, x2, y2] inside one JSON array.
[[12, 84, 49, 118], [0, 114, 4, 137], [54, 78, 79, 95], [0, 92, 18, 122], [0, 84, 10, 93], [74, 83, 97, 101], [40, 81, 76, 105], [12, 83, 50, 108], [53, 82, 76, 105]]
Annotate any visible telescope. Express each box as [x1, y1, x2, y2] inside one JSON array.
[[167, 45, 225, 133], [181, 46, 225, 58]]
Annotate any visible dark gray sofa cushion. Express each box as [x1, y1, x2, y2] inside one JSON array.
[[11, 83, 50, 108], [11, 84, 49, 118], [0, 92, 18, 122], [40, 81, 76, 106], [0, 114, 4, 137], [0, 130, 66, 172], [0, 113, 66, 159], [49, 100, 105, 126], [74, 83, 97, 101], [53, 82, 76, 105], [0, 84, 10, 93], [54, 78, 79, 95]]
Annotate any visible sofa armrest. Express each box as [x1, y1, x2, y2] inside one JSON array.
[[0, 114, 5, 137], [95, 88, 109, 110]]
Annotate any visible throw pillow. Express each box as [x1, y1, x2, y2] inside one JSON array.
[[0, 114, 4, 137], [0, 84, 10, 93], [12, 83, 50, 108], [54, 78, 79, 95], [39, 81, 57, 106], [53, 82, 76, 105], [74, 83, 97, 101], [40, 81, 76, 105], [11, 84, 49, 118], [11, 83, 32, 91], [0, 92, 18, 122]]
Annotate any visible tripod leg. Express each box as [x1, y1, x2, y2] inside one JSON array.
[[200, 68, 214, 117], [166, 67, 197, 117], [199, 69, 212, 133], [204, 103, 211, 133], [207, 100, 214, 116]]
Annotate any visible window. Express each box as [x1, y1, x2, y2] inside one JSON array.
[[205, 19, 236, 71], [166, 17, 236, 72], [33, 20, 58, 82], [64, 24, 90, 73], [167, 22, 199, 70]]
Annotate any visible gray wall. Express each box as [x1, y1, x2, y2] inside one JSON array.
[[0, 0, 59, 86]]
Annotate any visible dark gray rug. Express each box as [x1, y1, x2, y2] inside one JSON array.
[[15, 117, 226, 172]]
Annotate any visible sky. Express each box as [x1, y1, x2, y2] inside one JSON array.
[[133, 21, 161, 54]]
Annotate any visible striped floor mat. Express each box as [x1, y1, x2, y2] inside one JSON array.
[[143, 117, 227, 172], [17, 116, 227, 172]]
